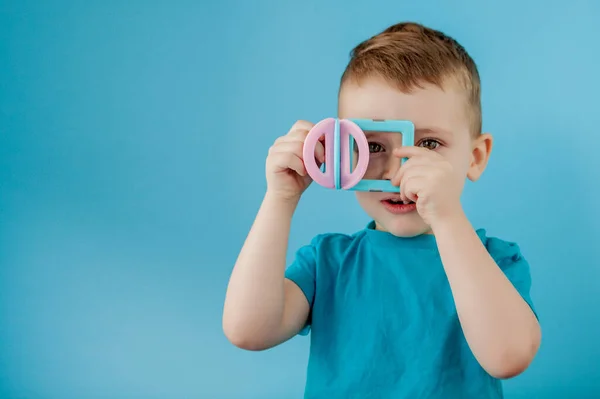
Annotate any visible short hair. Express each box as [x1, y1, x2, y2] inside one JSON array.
[[341, 22, 482, 135]]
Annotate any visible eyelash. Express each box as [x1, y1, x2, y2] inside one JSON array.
[[417, 138, 442, 150], [368, 142, 384, 153], [368, 138, 443, 153]]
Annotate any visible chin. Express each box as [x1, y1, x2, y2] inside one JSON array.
[[377, 217, 432, 237]]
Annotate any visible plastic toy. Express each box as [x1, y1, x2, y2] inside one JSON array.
[[302, 118, 415, 192]]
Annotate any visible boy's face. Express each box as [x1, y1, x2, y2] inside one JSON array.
[[338, 75, 491, 237]]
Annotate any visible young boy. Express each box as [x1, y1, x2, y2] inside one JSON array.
[[223, 22, 541, 398]]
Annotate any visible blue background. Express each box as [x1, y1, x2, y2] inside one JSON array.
[[1, 1, 599, 398]]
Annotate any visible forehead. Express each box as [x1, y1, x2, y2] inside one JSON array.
[[338, 76, 470, 135]]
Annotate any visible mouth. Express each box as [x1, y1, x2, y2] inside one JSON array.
[[383, 198, 414, 205], [381, 195, 414, 205], [380, 196, 416, 214]]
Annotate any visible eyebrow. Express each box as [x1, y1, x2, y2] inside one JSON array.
[[363, 127, 453, 138], [363, 131, 399, 140], [415, 127, 453, 136]]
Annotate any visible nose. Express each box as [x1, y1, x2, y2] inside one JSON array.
[[381, 153, 401, 181]]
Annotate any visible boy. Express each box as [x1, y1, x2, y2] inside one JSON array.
[[223, 21, 541, 398]]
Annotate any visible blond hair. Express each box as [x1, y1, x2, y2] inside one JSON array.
[[341, 22, 482, 135]]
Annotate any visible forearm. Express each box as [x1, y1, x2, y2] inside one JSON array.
[[223, 192, 298, 340], [432, 211, 541, 378]]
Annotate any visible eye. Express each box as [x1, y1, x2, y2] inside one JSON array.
[[418, 139, 441, 150], [369, 142, 384, 153]]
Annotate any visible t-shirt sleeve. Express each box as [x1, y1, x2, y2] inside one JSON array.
[[284, 237, 319, 336], [487, 237, 538, 319]]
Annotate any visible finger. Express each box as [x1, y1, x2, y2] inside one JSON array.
[[397, 154, 435, 168], [314, 140, 325, 164], [272, 131, 308, 148], [391, 151, 434, 183], [394, 166, 410, 201], [271, 140, 324, 164], [399, 185, 409, 203], [286, 121, 315, 140], [287, 128, 311, 140], [393, 146, 436, 160], [271, 151, 307, 177], [391, 161, 431, 187], [400, 175, 421, 203], [270, 140, 304, 158], [289, 120, 315, 133], [283, 120, 324, 145]]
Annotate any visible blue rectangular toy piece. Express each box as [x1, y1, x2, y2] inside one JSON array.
[[348, 118, 415, 193]]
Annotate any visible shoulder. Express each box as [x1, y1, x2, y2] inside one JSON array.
[[293, 229, 368, 267], [286, 230, 365, 294], [477, 229, 527, 267]]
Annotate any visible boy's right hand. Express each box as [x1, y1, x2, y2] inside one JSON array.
[[265, 120, 325, 203]]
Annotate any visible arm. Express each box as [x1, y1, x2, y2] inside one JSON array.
[[432, 210, 541, 379], [222, 193, 310, 351]]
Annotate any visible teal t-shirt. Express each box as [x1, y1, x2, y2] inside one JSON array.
[[285, 221, 536, 399]]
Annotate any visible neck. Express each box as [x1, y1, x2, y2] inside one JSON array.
[[374, 221, 434, 236]]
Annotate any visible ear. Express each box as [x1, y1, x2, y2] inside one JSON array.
[[467, 132, 493, 182]]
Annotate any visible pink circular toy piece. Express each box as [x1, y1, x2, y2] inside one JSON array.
[[303, 118, 369, 189]]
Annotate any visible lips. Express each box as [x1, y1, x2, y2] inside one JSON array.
[[381, 196, 416, 214]]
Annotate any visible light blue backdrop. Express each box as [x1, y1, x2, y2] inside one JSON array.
[[1, 1, 598, 398]]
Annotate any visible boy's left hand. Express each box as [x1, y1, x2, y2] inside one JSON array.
[[391, 146, 463, 227]]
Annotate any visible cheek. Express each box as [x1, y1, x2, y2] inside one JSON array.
[[355, 192, 369, 203], [443, 146, 472, 175], [453, 155, 471, 174], [355, 192, 379, 207]]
